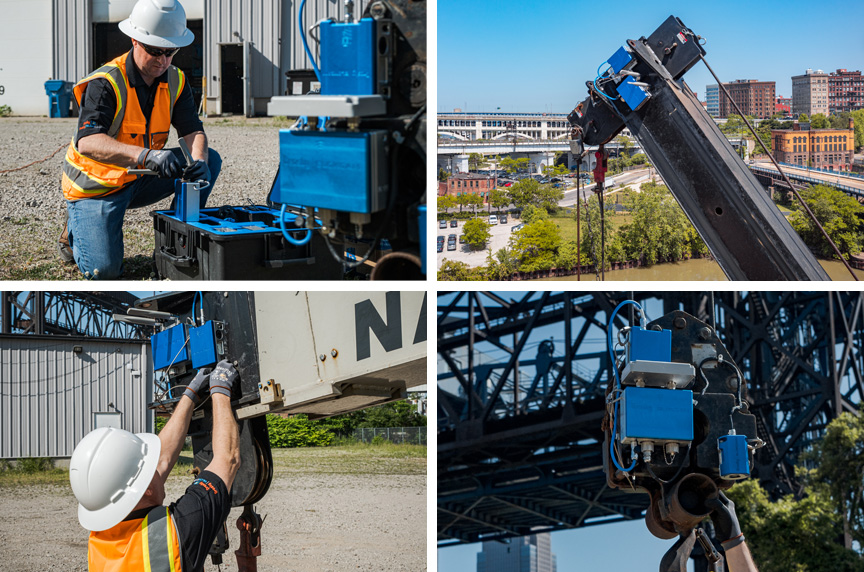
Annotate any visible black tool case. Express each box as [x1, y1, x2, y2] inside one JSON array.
[[152, 205, 344, 280]]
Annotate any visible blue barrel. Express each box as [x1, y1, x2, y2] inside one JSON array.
[[44, 80, 73, 118]]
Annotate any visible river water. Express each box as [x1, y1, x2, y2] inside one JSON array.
[[535, 257, 864, 281]]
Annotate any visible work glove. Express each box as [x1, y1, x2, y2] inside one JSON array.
[[209, 359, 239, 398], [706, 492, 743, 543], [183, 367, 212, 404], [138, 148, 184, 179], [183, 159, 211, 182]]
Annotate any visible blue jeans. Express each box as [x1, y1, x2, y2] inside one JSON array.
[[66, 147, 222, 280]]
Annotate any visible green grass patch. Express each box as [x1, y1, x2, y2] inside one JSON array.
[[0, 458, 68, 487], [268, 444, 426, 476], [552, 211, 632, 242]]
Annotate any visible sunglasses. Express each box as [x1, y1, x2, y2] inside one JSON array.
[[140, 44, 180, 58]]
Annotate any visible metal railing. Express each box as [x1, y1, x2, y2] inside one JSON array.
[[353, 427, 427, 445]]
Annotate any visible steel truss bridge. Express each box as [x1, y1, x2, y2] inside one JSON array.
[[1, 291, 148, 339], [437, 291, 864, 546]]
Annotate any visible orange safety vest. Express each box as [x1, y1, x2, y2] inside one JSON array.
[[88, 505, 183, 572], [62, 52, 185, 201]]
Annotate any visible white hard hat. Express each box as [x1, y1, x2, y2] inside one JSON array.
[[69, 427, 161, 532], [119, 0, 195, 49]]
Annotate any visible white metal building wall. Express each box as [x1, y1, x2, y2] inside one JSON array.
[[204, 0, 281, 114], [0, 335, 153, 459], [0, 0, 53, 115], [52, 0, 91, 85]]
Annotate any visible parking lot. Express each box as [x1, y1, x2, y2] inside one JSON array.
[[436, 216, 520, 269]]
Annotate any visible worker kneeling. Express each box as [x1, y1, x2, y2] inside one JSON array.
[[69, 360, 240, 571], [59, 0, 222, 280]]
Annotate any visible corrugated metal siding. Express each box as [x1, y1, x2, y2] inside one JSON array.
[[281, 0, 371, 73], [52, 0, 91, 82], [0, 336, 152, 459], [205, 0, 281, 100]]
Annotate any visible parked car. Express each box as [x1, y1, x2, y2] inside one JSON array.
[[437, 236, 445, 244], [437, 241, 444, 252], [448, 233, 457, 242], [447, 241, 457, 251], [503, 182, 513, 187], [449, 219, 458, 228], [511, 223, 525, 233], [500, 214, 508, 224], [489, 215, 498, 225], [459, 234, 466, 244], [439, 220, 447, 229]]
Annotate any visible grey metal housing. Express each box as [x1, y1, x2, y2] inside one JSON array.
[[0, 334, 152, 459]]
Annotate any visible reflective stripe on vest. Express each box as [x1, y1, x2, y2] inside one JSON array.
[[62, 52, 185, 201], [88, 506, 183, 572]]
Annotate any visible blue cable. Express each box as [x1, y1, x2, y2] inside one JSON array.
[[593, 62, 617, 101], [607, 299, 646, 473], [279, 203, 313, 246], [299, 0, 322, 81]]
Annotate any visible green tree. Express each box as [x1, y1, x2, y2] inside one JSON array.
[[618, 182, 699, 265], [463, 218, 491, 250], [726, 479, 863, 572], [577, 196, 615, 272], [555, 240, 589, 270], [486, 248, 518, 279], [352, 401, 426, 428], [266, 414, 334, 447], [500, 156, 529, 174], [438, 168, 451, 182], [799, 113, 810, 123], [437, 194, 455, 214], [521, 204, 549, 224], [509, 219, 562, 272], [850, 110, 864, 150], [489, 189, 511, 214], [468, 152, 489, 171], [437, 259, 484, 280], [811, 113, 831, 129], [455, 193, 470, 213], [801, 411, 864, 548], [787, 185, 864, 259], [465, 192, 485, 215], [614, 134, 634, 157], [541, 163, 570, 178], [507, 178, 563, 212]]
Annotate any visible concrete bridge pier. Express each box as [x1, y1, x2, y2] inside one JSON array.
[[528, 152, 555, 174], [567, 150, 597, 172]]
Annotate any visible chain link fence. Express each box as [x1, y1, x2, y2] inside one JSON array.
[[353, 427, 427, 445]]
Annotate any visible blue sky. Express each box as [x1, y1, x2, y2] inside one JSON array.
[[437, 0, 864, 114]]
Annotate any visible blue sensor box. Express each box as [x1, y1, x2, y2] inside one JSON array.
[[320, 18, 376, 95], [277, 129, 389, 213], [152, 323, 188, 371], [607, 46, 633, 74], [628, 326, 672, 363], [718, 434, 750, 480], [189, 321, 218, 369], [619, 386, 693, 444]]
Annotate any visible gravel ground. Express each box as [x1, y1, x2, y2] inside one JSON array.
[[0, 447, 426, 571], [0, 116, 289, 280]]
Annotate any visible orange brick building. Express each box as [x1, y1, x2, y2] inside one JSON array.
[[772, 120, 855, 171], [437, 173, 498, 202]]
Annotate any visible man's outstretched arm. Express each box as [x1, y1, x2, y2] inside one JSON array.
[[155, 367, 212, 484], [202, 360, 241, 492]]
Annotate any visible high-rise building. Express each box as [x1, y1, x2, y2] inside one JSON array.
[[706, 84, 720, 117], [792, 69, 829, 117], [718, 80, 776, 118], [477, 534, 557, 572], [828, 69, 864, 114]]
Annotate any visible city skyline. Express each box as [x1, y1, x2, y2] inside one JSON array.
[[437, 0, 864, 114]]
